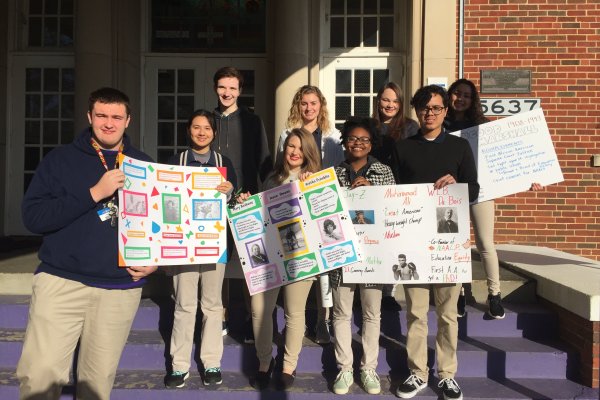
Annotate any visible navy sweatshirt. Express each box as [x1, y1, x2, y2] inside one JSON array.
[[22, 128, 153, 287], [392, 129, 480, 203]]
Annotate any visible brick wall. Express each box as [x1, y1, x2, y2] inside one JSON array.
[[458, 0, 600, 260]]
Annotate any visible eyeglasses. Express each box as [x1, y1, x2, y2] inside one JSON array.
[[346, 136, 371, 144], [417, 106, 446, 115]]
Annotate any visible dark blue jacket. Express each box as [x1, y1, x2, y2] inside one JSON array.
[[22, 128, 153, 287]]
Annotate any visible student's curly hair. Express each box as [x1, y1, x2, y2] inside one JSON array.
[[341, 116, 381, 149], [447, 79, 487, 125], [323, 219, 336, 231], [285, 85, 332, 133]]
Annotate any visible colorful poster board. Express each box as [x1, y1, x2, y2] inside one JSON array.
[[117, 156, 228, 266], [227, 167, 361, 295], [452, 108, 563, 203], [342, 183, 472, 284]]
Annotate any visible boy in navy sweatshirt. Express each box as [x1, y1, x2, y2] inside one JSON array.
[[17, 87, 156, 400]]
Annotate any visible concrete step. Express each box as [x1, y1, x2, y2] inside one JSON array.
[[0, 369, 597, 399]]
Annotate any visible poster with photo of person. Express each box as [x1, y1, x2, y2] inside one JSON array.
[[227, 167, 362, 295], [341, 183, 472, 284], [117, 156, 228, 267]]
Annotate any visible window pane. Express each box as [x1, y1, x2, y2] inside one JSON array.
[[24, 147, 40, 170], [177, 122, 188, 147], [373, 69, 389, 92], [61, 94, 73, 118], [61, 68, 74, 91], [336, 70, 351, 93], [43, 121, 59, 144], [24, 173, 34, 193], [347, 0, 361, 14], [354, 70, 370, 93], [30, 0, 43, 14], [43, 94, 59, 117], [61, 0, 74, 13], [28, 17, 42, 46], [44, 69, 59, 91], [158, 70, 175, 93], [177, 96, 194, 119], [335, 97, 351, 121], [331, 0, 345, 14], [45, 0, 58, 14], [380, 0, 394, 14], [240, 70, 255, 95], [158, 96, 175, 119], [347, 17, 360, 47], [44, 17, 58, 46], [364, 0, 377, 14], [363, 17, 377, 47], [157, 122, 174, 146], [61, 121, 74, 143], [26, 94, 41, 118], [157, 150, 174, 164], [59, 17, 73, 46], [354, 97, 370, 117], [26, 69, 41, 92], [380, 17, 393, 47], [25, 121, 40, 144], [43, 147, 54, 157], [177, 70, 194, 93], [330, 17, 344, 48], [238, 97, 254, 111]]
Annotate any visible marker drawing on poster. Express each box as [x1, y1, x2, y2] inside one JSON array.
[[452, 108, 563, 202], [227, 167, 362, 295], [117, 156, 228, 267], [342, 184, 472, 285]]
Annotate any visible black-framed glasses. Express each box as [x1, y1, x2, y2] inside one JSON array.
[[417, 106, 446, 115], [346, 136, 371, 144]]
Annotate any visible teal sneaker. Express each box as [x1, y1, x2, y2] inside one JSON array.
[[360, 369, 381, 395], [332, 370, 354, 394]]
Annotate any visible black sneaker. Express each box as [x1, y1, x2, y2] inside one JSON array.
[[438, 377, 463, 400], [396, 373, 427, 398], [457, 293, 466, 318], [382, 295, 402, 312], [487, 293, 505, 319], [203, 367, 222, 385], [244, 318, 255, 344], [165, 371, 189, 388], [279, 370, 296, 390], [252, 358, 275, 390]]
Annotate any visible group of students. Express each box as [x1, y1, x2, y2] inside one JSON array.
[[16, 66, 541, 400]]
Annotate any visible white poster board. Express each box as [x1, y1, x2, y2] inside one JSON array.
[[117, 156, 228, 266], [452, 108, 563, 202], [342, 184, 472, 284], [227, 168, 362, 295]]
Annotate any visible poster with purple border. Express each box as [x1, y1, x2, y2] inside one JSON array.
[[227, 167, 362, 295], [117, 155, 228, 267]]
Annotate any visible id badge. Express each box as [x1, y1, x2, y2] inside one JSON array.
[[98, 207, 111, 222]]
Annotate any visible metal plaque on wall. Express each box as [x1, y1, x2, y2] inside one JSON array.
[[480, 70, 531, 93]]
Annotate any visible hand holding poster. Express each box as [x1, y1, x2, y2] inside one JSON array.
[[342, 183, 472, 284], [452, 108, 563, 202], [117, 156, 228, 266], [227, 167, 361, 295]]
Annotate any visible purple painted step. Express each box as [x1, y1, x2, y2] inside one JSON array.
[[0, 328, 573, 379], [1, 369, 598, 400]]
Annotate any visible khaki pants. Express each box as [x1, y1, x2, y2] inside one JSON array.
[[170, 263, 226, 371], [251, 279, 313, 371], [332, 284, 382, 371], [404, 283, 461, 381], [471, 200, 500, 295], [17, 273, 141, 400]]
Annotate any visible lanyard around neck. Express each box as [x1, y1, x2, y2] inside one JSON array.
[[90, 138, 123, 171]]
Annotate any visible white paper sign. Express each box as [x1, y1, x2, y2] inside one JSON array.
[[227, 168, 362, 295], [117, 156, 228, 266], [452, 108, 563, 202], [342, 184, 472, 284]]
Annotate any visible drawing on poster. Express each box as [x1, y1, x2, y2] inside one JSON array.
[[319, 215, 344, 244], [193, 199, 222, 220], [246, 238, 269, 267], [123, 191, 148, 216], [350, 209, 374, 224], [162, 194, 181, 224], [436, 207, 459, 234]]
